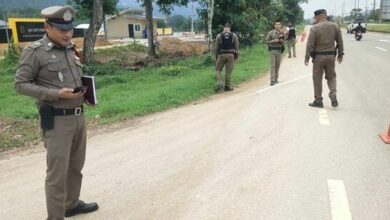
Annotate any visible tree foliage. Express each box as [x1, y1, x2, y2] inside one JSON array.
[[198, 0, 306, 46], [67, 0, 119, 64], [67, 0, 118, 19]]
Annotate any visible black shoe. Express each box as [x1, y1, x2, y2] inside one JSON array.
[[270, 81, 275, 86], [331, 98, 339, 107], [224, 86, 234, 92], [215, 87, 224, 93], [65, 200, 99, 217], [308, 101, 324, 108]]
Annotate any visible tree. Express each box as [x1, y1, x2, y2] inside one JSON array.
[[140, 0, 190, 58], [167, 14, 188, 31], [207, 0, 214, 52], [144, 0, 157, 58], [67, 0, 118, 64], [198, 0, 306, 46]]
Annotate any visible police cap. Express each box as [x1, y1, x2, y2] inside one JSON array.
[[314, 9, 327, 17], [41, 5, 76, 30]]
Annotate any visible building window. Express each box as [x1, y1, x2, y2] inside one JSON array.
[[135, 24, 141, 32]]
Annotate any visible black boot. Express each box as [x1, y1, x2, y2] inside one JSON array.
[[331, 98, 339, 107], [224, 86, 234, 92], [309, 100, 324, 108], [215, 86, 224, 93], [65, 200, 99, 217]]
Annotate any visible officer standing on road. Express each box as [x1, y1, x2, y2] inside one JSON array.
[[14, 5, 98, 220], [214, 23, 239, 93], [286, 22, 297, 58], [305, 9, 344, 108], [266, 19, 285, 86]]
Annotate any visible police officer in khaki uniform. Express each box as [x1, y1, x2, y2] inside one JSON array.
[[266, 19, 285, 86], [305, 9, 344, 108], [215, 23, 239, 93], [15, 5, 98, 220]]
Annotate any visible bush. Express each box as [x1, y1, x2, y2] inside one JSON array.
[[158, 65, 188, 77], [3, 44, 20, 64]]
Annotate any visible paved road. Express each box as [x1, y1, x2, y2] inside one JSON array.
[[1, 28, 390, 220]]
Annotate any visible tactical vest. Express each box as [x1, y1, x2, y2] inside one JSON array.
[[288, 27, 296, 39], [220, 32, 234, 50]]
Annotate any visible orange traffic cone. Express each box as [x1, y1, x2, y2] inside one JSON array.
[[379, 123, 390, 144], [301, 32, 307, 42]]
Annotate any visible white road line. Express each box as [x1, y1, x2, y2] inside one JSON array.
[[319, 109, 330, 125], [379, 39, 390, 43], [255, 74, 311, 94], [375, 47, 388, 52], [327, 180, 352, 220]]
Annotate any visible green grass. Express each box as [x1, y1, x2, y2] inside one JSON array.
[[367, 23, 390, 33], [0, 44, 270, 151]]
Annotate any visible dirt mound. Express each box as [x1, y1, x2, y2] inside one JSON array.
[[72, 36, 112, 48], [159, 37, 208, 56]]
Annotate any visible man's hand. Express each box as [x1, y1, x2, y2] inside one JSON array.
[[337, 56, 343, 64], [85, 100, 95, 107], [305, 60, 309, 66], [59, 88, 85, 99]]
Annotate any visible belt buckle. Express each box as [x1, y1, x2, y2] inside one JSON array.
[[75, 107, 82, 116]]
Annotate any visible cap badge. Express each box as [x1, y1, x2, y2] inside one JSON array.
[[63, 10, 72, 21], [58, 72, 64, 83]]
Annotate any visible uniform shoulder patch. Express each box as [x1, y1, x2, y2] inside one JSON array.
[[28, 41, 44, 50]]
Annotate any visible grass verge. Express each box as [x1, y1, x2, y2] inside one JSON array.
[[367, 23, 390, 33], [0, 44, 270, 151]]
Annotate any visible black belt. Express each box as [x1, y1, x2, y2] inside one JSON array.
[[219, 51, 235, 54], [269, 47, 282, 51], [54, 107, 84, 116], [312, 51, 336, 55]]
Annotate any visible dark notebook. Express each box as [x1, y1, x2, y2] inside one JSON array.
[[81, 76, 98, 105]]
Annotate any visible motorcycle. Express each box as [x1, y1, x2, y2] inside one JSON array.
[[355, 31, 363, 41]]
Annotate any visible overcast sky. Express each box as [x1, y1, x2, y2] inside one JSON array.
[[301, 0, 376, 18]]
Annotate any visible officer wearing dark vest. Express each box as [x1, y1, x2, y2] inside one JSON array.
[[215, 23, 239, 93], [14, 5, 98, 219], [305, 9, 344, 108], [286, 22, 296, 58]]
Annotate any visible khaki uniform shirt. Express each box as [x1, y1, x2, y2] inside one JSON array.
[[15, 35, 84, 109], [215, 32, 239, 54], [305, 21, 344, 62], [266, 30, 285, 48]]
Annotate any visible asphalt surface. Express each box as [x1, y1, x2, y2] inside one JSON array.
[[1, 27, 390, 220]]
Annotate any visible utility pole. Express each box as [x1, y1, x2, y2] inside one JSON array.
[[342, 0, 345, 24], [190, 3, 194, 34], [379, 0, 383, 23], [374, 0, 376, 21], [1, 0, 11, 49]]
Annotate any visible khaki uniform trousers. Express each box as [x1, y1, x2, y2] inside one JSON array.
[[287, 38, 296, 57], [44, 114, 87, 220], [270, 50, 282, 82], [312, 55, 337, 101], [216, 53, 235, 88]]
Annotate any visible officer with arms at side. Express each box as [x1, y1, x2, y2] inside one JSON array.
[[305, 9, 344, 108], [15, 5, 98, 220], [214, 23, 239, 93], [266, 19, 285, 86]]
